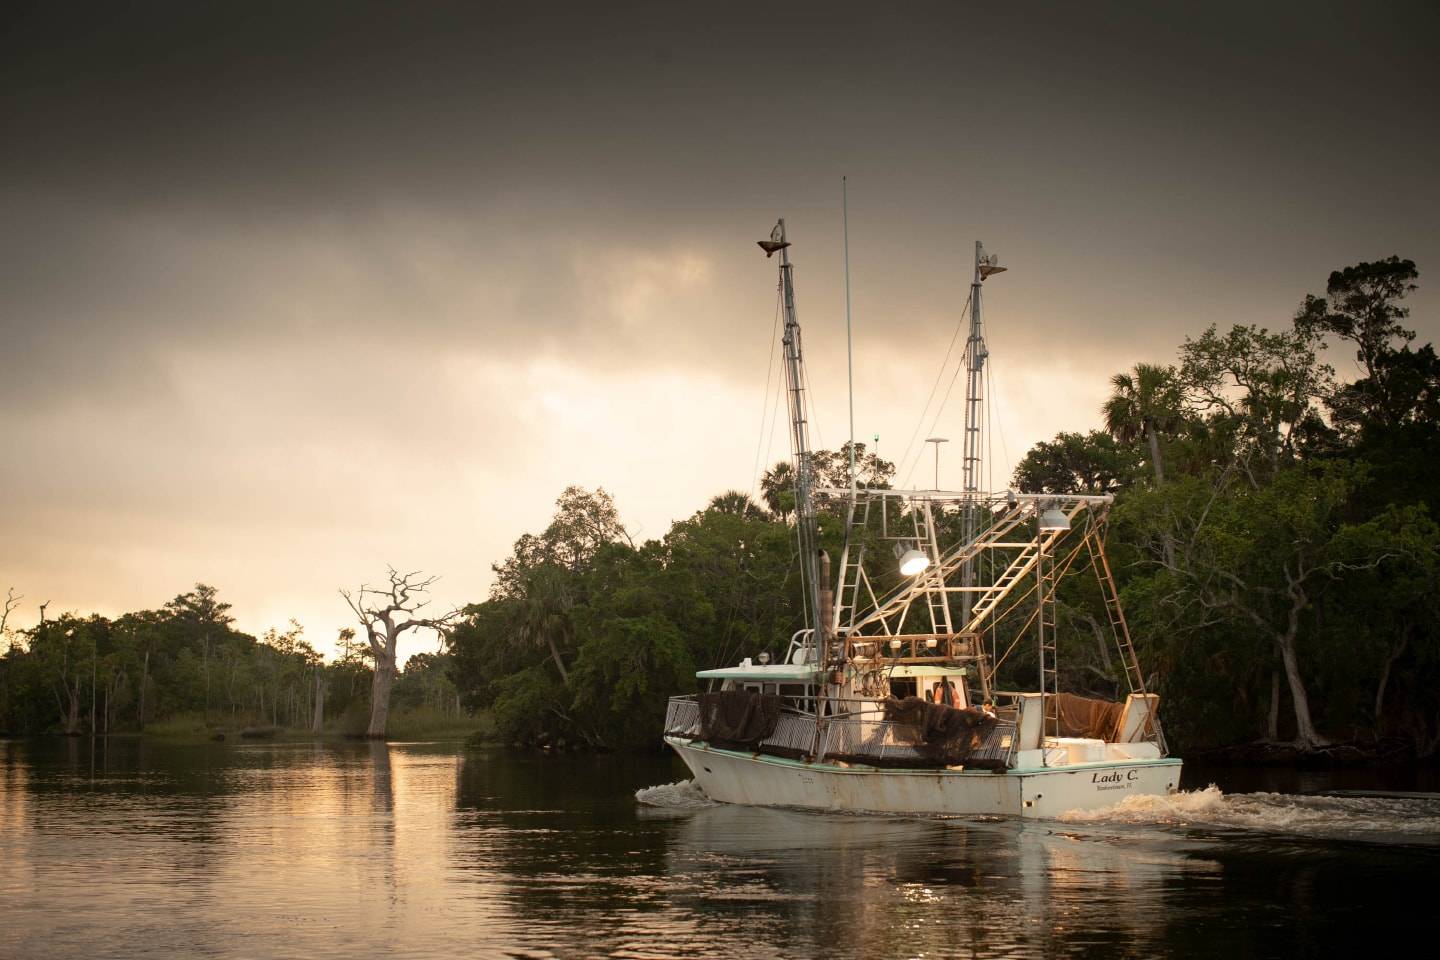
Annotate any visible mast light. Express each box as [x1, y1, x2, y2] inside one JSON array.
[[978, 249, 1007, 280], [758, 223, 790, 258]]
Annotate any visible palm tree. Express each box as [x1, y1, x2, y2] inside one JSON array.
[[516, 565, 574, 684], [759, 461, 795, 521], [1102, 363, 1183, 485], [708, 490, 766, 520]]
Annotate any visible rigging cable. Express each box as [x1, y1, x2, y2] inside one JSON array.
[[987, 357, 1011, 481], [892, 293, 973, 489], [896, 291, 973, 487], [801, 348, 824, 452], [900, 312, 974, 487], [985, 351, 997, 672], [750, 281, 785, 495]]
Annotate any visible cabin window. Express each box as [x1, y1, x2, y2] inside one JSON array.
[[778, 683, 816, 714], [890, 677, 918, 700]]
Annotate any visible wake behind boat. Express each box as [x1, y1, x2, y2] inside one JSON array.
[[662, 220, 1180, 819]]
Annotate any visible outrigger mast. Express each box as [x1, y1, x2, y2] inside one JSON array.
[[960, 242, 1005, 595], [760, 221, 827, 657]]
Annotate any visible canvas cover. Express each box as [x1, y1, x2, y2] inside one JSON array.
[[1053, 692, 1122, 740], [698, 690, 781, 748]]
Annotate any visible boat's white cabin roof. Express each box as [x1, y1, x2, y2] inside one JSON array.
[[696, 660, 822, 683]]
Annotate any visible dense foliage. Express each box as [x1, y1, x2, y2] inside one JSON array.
[[0, 585, 460, 736], [448, 485, 815, 750], [1015, 256, 1439, 754]]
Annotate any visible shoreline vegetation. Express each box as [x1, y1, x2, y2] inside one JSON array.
[[2, 255, 1437, 769]]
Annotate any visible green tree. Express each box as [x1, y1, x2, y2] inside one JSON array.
[[1102, 363, 1184, 485], [165, 584, 234, 721], [1295, 255, 1418, 427], [1179, 324, 1332, 481], [759, 460, 794, 520], [515, 564, 577, 684], [1012, 430, 1138, 494]]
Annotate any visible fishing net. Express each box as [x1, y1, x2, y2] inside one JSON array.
[[821, 697, 1007, 770], [697, 690, 781, 748]]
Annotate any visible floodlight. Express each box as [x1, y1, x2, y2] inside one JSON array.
[[1038, 506, 1071, 531]]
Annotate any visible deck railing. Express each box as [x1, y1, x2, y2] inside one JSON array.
[[663, 696, 701, 738], [820, 718, 930, 765], [663, 693, 1017, 769], [757, 712, 820, 756]]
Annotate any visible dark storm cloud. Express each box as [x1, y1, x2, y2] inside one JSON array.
[[1, 1, 1436, 639]]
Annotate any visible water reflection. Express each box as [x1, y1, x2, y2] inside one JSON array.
[[2, 740, 1436, 959], [650, 803, 1219, 959]]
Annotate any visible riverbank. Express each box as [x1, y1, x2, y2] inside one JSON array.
[[1187, 736, 1436, 768], [20, 707, 496, 744]]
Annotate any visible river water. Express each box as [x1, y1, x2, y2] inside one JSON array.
[[2, 738, 1436, 959]]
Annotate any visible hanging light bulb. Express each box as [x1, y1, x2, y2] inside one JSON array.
[[893, 541, 931, 576], [899, 550, 930, 576], [1038, 504, 1071, 531]]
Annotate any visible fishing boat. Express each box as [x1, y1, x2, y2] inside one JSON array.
[[661, 220, 1181, 819]]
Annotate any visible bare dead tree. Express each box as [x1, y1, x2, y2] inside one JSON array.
[[1, 588, 21, 640], [340, 568, 461, 739]]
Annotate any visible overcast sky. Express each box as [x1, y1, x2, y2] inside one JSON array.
[[3, 1, 1437, 653]]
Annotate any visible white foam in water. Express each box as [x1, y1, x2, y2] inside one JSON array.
[[635, 779, 717, 809], [1059, 784, 1440, 841]]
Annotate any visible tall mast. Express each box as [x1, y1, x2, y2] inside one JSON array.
[[960, 241, 1004, 594], [760, 221, 825, 651]]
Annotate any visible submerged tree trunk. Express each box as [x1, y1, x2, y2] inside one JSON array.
[[343, 569, 462, 741], [65, 687, 81, 736], [312, 671, 325, 735], [367, 655, 394, 738]]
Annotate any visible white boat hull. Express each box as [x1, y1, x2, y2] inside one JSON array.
[[666, 737, 1183, 820]]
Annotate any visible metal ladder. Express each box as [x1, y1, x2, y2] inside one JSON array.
[[911, 500, 954, 638], [833, 495, 873, 638], [963, 528, 1064, 633], [1085, 525, 1168, 754], [1038, 543, 1061, 737], [1085, 529, 1145, 695], [853, 502, 1032, 635]]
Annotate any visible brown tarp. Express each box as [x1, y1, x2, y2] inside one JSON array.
[[698, 690, 780, 748], [1053, 692, 1122, 740]]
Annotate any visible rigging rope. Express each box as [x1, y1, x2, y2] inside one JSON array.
[[895, 291, 973, 486], [987, 358, 1011, 484], [900, 318, 974, 488], [750, 281, 784, 495], [987, 528, 1091, 684]]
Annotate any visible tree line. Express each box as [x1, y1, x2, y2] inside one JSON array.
[[0, 584, 460, 736]]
